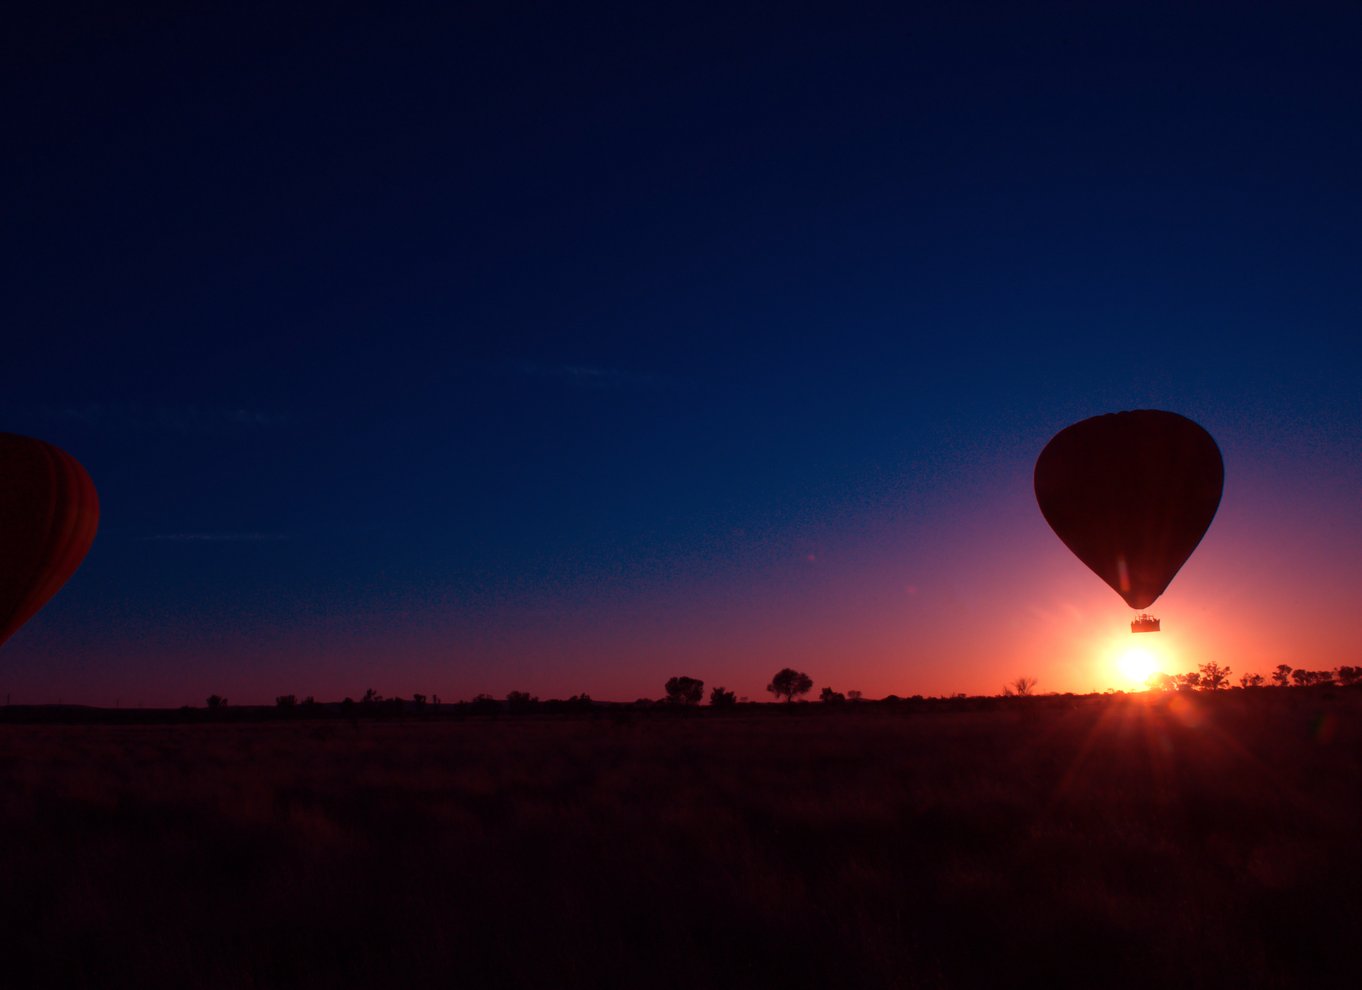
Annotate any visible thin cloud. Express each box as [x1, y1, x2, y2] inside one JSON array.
[[42, 402, 288, 434], [518, 363, 662, 390], [146, 533, 288, 543]]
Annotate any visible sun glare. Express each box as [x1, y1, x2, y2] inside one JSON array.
[[1117, 645, 1157, 684], [1107, 635, 1176, 690]]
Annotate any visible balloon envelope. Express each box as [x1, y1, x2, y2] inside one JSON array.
[[0, 433, 99, 649], [1034, 411, 1222, 610]]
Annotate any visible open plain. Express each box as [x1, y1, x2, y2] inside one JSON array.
[[3, 690, 1360, 988]]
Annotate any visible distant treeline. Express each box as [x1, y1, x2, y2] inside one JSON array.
[[4, 663, 1360, 725], [1147, 662, 1362, 692]]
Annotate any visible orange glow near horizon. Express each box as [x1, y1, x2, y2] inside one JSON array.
[[8, 450, 1361, 708]]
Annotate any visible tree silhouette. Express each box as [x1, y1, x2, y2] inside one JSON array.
[[275, 694, 297, 709], [1336, 666, 1362, 686], [1003, 676, 1037, 697], [206, 694, 228, 710], [1239, 673, 1265, 689], [709, 686, 736, 708], [767, 668, 813, 703], [819, 687, 846, 704], [847, 690, 862, 702], [1273, 664, 1293, 687], [1199, 662, 1231, 691], [664, 676, 704, 706]]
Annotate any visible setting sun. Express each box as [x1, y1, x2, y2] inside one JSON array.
[[1107, 635, 1177, 689], [1117, 645, 1158, 684]]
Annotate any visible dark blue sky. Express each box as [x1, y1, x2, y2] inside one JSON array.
[[5, 3, 1361, 703]]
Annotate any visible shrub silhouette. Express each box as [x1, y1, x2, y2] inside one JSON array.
[[709, 686, 736, 708], [275, 694, 297, 709], [819, 687, 846, 704], [506, 690, 539, 713], [664, 676, 704, 706], [767, 668, 813, 703], [206, 694, 228, 710], [1003, 676, 1037, 697]]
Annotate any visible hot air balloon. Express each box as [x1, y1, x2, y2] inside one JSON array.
[[1034, 411, 1222, 632], [0, 433, 99, 650]]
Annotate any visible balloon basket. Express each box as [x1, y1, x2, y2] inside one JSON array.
[[1130, 613, 1161, 633]]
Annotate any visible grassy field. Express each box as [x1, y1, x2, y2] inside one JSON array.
[[2, 690, 1360, 988]]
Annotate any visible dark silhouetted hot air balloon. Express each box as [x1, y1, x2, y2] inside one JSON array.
[[1034, 411, 1222, 627], [0, 433, 99, 650]]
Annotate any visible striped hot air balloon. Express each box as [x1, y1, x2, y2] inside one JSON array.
[[0, 433, 99, 650]]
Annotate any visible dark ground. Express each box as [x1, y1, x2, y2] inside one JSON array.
[[2, 690, 1360, 988]]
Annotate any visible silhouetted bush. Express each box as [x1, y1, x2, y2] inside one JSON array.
[[1149, 673, 1177, 691], [206, 694, 227, 710], [820, 687, 846, 704], [506, 691, 539, 713], [709, 686, 737, 708], [275, 694, 297, 709], [470, 694, 501, 715], [664, 676, 704, 706]]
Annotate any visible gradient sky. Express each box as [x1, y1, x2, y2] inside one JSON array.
[[5, 3, 1361, 705]]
